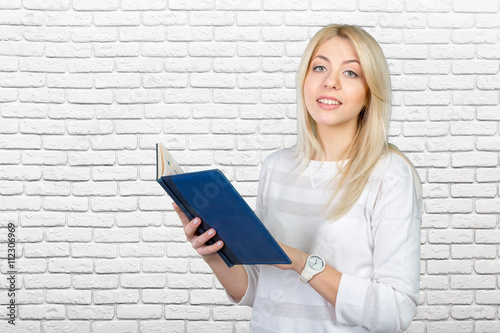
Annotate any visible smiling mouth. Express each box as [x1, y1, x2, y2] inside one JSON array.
[[317, 98, 342, 105]]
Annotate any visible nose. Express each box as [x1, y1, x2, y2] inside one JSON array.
[[324, 72, 340, 90]]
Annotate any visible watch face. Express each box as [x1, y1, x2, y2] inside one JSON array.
[[308, 255, 324, 271]]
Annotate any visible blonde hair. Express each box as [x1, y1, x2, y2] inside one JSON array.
[[293, 24, 421, 221]]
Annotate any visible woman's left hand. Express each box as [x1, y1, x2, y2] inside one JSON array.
[[273, 242, 309, 274]]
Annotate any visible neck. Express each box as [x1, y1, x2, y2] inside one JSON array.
[[313, 125, 356, 161]]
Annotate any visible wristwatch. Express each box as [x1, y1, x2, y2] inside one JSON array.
[[299, 254, 325, 283]]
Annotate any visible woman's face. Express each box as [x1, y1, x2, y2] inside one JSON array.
[[303, 37, 368, 140]]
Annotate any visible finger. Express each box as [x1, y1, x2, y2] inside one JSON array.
[[192, 227, 218, 249], [172, 202, 190, 226], [184, 216, 202, 241], [197, 240, 224, 256]]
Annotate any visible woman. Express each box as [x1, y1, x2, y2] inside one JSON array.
[[173, 24, 422, 332]]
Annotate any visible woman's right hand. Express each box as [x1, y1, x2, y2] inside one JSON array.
[[172, 202, 224, 261]]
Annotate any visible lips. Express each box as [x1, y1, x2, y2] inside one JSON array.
[[316, 95, 342, 105]]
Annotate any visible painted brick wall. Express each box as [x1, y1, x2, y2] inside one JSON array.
[[0, 1, 499, 332]]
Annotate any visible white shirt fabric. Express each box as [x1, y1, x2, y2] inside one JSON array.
[[230, 147, 422, 333]]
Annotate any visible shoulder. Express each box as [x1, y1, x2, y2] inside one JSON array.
[[261, 146, 297, 172], [372, 151, 415, 184]]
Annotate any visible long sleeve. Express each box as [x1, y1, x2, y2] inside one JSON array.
[[335, 156, 422, 332], [227, 156, 270, 306]]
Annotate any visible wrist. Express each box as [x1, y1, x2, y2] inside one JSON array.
[[294, 252, 309, 274]]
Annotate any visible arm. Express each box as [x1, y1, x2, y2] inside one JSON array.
[[173, 202, 249, 301], [275, 157, 422, 332]]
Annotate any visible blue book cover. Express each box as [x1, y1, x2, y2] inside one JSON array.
[[156, 143, 291, 268]]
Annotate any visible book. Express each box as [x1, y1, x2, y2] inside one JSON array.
[[156, 143, 291, 268]]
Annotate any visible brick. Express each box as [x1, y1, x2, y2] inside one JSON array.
[[475, 200, 500, 214], [142, 227, 184, 242], [475, 260, 500, 274], [427, 322, 473, 333], [95, 259, 140, 273], [0, 196, 41, 211], [94, 43, 140, 57], [426, 137, 474, 152], [94, 12, 140, 26], [48, 105, 93, 119], [428, 229, 473, 243], [25, 27, 71, 43], [43, 166, 89, 181], [91, 135, 137, 150], [94, 228, 139, 243], [451, 184, 497, 198], [68, 306, 114, 319], [69, 152, 115, 166], [428, 13, 474, 28], [451, 214, 497, 229], [44, 136, 89, 151], [73, 274, 118, 289], [67, 213, 114, 227], [0, 134, 42, 149], [142, 289, 188, 304], [48, 258, 93, 273], [190, 11, 234, 26], [454, 90, 498, 105], [46, 290, 91, 304], [73, 0, 118, 10], [453, 0, 498, 12], [420, 275, 449, 290], [24, 274, 71, 289], [426, 290, 473, 304], [451, 306, 496, 320], [476, 291, 500, 304], [452, 152, 498, 167], [165, 305, 210, 320], [43, 197, 88, 212], [67, 89, 113, 104], [19, 120, 63, 134], [477, 137, 500, 151], [121, 273, 166, 288], [452, 245, 497, 259], [164, 58, 211, 72], [188, 135, 234, 150], [116, 305, 163, 319], [93, 322, 138, 333], [476, 230, 500, 244], [72, 244, 117, 258], [451, 122, 497, 136], [415, 306, 449, 320], [120, 243, 165, 257], [167, 273, 212, 289], [0, 181, 24, 195], [26, 181, 70, 196], [142, 258, 188, 273], [94, 290, 140, 304], [122, 0, 166, 10], [20, 212, 65, 227], [19, 305, 65, 320], [190, 290, 232, 305], [1, 72, 45, 88], [402, 122, 448, 137], [92, 166, 137, 181], [46, 227, 92, 242], [475, 321, 500, 333], [421, 245, 449, 259], [42, 322, 90, 333]]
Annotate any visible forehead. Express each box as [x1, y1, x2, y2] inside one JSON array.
[[312, 37, 359, 62]]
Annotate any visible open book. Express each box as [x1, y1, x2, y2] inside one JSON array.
[[156, 143, 291, 268]]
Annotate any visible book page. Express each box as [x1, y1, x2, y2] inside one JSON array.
[[156, 143, 184, 178]]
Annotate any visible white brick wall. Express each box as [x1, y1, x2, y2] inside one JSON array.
[[0, 1, 499, 332]]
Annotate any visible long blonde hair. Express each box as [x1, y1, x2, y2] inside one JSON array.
[[293, 24, 421, 221]]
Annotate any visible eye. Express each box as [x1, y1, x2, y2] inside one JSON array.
[[344, 70, 359, 78], [313, 65, 327, 72]]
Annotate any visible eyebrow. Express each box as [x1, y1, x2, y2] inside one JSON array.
[[313, 55, 360, 65]]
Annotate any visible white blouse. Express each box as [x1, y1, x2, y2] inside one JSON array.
[[231, 147, 422, 333]]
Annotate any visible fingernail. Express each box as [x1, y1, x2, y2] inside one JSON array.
[[208, 229, 215, 236], [193, 218, 200, 225], [216, 241, 223, 247]]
